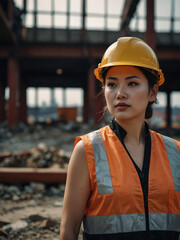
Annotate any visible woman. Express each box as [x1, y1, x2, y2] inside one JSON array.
[[59, 37, 180, 240]]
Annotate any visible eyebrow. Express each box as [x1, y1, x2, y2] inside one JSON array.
[[125, 75, 140, 80], [106, 77, 118, 80], [106, 75, 140, 81]]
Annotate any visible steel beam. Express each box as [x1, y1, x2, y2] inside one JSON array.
[[18, 45, 180, 60], [1, 42, 180, 60], [83, 86, 89, 123], [7, 58, 19, 127], [145, 0, 155, 49], [0, 168, 67, 183], [18, 45, 88, 58], [166, 91, 172, 127], [19, 78, 27, 123], [156, 48, 180, 60], [0, 80, 6, 121], [94, 84, 105, 124], [88, 63, 96, 123], [87, 63, 104, 124], [0, 5, 16, 44], [120, 0, 140, 32], [17, 45, 107, 58]]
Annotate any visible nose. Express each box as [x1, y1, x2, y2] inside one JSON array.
[[116, 85, 127, 99]]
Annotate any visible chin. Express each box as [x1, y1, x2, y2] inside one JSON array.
[[112, 113, 132, 121], [115, 116, 131, 121]]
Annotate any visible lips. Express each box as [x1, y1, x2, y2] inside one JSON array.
[[115, 102, 130, 107]]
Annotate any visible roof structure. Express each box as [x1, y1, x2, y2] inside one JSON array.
[[0, 0, 180, 126]]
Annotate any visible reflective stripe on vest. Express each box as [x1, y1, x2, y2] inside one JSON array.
[[84, 130, 180, 234], [161, 135, 180, 191], [88, 130, 113, 195], [83, 212, 146, 234], [149, 212, 180, 231], [149, 135, 180, 231]]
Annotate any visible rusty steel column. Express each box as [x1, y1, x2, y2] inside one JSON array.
[[94, 83, 105, 124], [145, 0, 156, 49], [0, 80, 6, 122], [166, 91, 172, 127], [19, 77, 27, 124], [81, 0, 86, 42], [88, 64, 96, 123], [88, 64, 105, 124], [8, 0, 13, 21], [7, 57, 19, 127], [83, 85, 89, 122]]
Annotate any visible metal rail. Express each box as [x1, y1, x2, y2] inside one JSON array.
[[0, 168, 67, 183]]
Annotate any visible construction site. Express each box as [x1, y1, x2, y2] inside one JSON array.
[[0, 0, 180, 239]]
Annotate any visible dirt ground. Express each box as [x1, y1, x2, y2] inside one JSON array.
[[0, 121, 97, 240], [0, 195, 83, 240]]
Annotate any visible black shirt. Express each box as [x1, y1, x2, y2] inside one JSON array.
[[83, 119, 179, 240], [109, 119, 151, 231]]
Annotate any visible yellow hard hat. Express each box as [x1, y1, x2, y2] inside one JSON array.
[[94, 37, 164, 86]]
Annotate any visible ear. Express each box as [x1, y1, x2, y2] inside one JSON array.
[[149, 84, 158, 102]]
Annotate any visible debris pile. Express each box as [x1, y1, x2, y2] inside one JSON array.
[[0, 182, 67, 239], [0, 120, 99, 169], [0, 144, 71, 169], [0, 182, 65, 201], [0, 216, 61, 240]]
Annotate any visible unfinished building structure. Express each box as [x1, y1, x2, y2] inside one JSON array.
[[0, 0, 180, 127]]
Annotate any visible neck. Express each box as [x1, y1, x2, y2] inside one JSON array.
[[115, 117, 146, 145]]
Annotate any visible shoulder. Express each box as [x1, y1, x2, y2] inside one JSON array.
[[74, 125, 109, 147], [67, 139, 89, 183], [73, 139, 86, 159], [150, 130, 180, 150], [72, 140, 86, 161]]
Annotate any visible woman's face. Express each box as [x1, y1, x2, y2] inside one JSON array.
[[104, 66, 158, 122]]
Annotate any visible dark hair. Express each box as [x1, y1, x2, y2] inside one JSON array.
[[101, 66, 158, 119], [137, 67, 158, 119], [101, 67, 110, 84]]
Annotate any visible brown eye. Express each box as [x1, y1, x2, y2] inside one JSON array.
[[108, 82, 116, 88], [128, 81, 138, 86]]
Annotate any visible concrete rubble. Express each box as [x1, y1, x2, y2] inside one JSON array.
[[0, 180, 83, 239], [0, 181, 67, 239], [0, 120, 99, 168], [0, 145, 71, 169], [0, 121, 98, 240]]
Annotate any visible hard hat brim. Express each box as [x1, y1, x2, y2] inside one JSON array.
[[94, 62, 164, 86]]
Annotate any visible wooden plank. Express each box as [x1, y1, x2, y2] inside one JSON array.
[[0, 168, 67, 183]]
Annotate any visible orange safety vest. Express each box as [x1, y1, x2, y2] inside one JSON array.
[[75, 125, 180, 235]]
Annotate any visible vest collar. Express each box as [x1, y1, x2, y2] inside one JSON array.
[[109, 118, 150, 142]]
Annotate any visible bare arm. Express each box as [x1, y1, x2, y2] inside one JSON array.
[[59, 140, 91, 240]]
